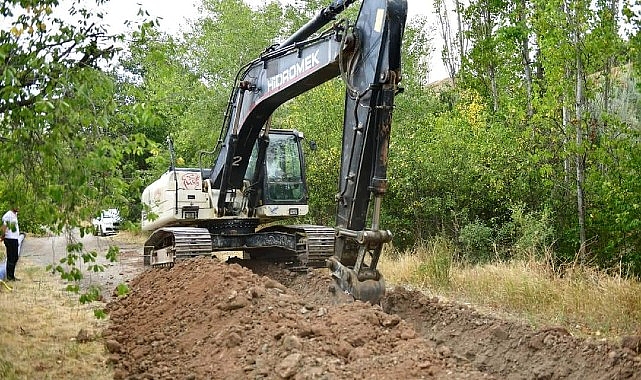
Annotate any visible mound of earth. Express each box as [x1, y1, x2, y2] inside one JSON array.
[[105, 257, 490, 379], [382, 287, 641, 379], [105, 257, 641, 379]]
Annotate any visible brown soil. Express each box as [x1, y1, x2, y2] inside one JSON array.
[[20, 234, 641, 379], [105, 257, 641, 380]]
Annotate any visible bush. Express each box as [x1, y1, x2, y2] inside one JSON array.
[[458, 220, 494, 263], [502, 204, 555, 263], [415, 237, 454, 287]]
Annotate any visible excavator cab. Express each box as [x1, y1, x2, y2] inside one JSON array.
[[264, 132, 306, 204], [245, 129, 310, 220]]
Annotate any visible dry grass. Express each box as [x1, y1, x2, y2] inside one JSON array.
[[0, 263, 112, 379], [379, 244, 641, 339], [115, 229, 149, 245]]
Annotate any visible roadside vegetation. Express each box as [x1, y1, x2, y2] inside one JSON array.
[[0, 231, 147, 379], [380, 239, 641, 340]]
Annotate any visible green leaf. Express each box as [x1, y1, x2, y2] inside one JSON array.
[[115, 283, 130, 297]]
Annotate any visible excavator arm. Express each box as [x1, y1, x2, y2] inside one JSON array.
[[209, 28, 344, 211], [205, 0, 407, 303], [331, 0, 406, 302], [143, 0, 407, 303]]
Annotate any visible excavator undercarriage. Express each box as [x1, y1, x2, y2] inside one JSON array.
[[143, 222, 336, 270]]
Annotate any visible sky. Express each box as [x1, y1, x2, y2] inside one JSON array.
[[103, 0, 446, 81], [104, 1, 433, 32]]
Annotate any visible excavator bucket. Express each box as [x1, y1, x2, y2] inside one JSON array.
[[326, 256, 385, 304]]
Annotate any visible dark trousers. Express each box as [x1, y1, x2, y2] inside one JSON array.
[[4, 238, 19, 280]]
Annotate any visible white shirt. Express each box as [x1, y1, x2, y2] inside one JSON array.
[[2, 210, 19, 240]]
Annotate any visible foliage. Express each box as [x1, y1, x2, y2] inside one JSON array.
[[115, 282, 131, 297], [0, 0, 153, 224], [626, 2, 641, 81], [387, 85, 538, 251], [501, 204, 555, 262], [0, 0, 154, 303], [415, 0, 641, 276], [47, 235, 119, 307], [413, 237, 454, 287], [7, 0, 640, 289], [458, 220, 494, 263], [119, 27, 217, 171]]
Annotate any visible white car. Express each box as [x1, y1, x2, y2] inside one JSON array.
[[92, 209, 122, 236]]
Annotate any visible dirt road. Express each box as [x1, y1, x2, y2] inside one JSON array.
[[19, 231, 143, 301], [20, 234, 641, 379]]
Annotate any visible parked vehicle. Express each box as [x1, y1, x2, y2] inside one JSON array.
[[92, 209, 121, 236]]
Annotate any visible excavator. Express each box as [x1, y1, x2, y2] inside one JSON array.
[[141, 0, 407, 303]]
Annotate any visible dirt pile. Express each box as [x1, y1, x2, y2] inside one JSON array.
[[21, 234, 641, 378], [105, 258, 490, 379], [105, 257, 641, 379], [383, 287, 641, 379]]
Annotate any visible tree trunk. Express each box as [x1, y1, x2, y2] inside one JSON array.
[[602, 0, 618, 118], [436, 0, 459, 81], [574, 8, 587, 263], [489, 63, 499, 112], [455, 0, 465, 73], [562, 69, 570, 185], [519, 0, 533, 120], [484, 5, 499, 112]]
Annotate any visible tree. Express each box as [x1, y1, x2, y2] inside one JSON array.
[[135, 0, 298, 166], [461, 0, 506, 112], [0, 0, 150, 309], [435, 0, 467, 81], [118, 27, 216, 171]]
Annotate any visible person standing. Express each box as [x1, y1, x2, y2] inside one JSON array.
[[1, 206, 20, 281]]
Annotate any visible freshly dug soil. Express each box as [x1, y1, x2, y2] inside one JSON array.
[[17, 233, 641, 378], [105, 257, 641, 380]]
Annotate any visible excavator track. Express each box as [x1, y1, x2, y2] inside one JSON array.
[[283, 225, 336, 269], [144, 224, 336, 271], [144, 227, 213, 267], [226, 224, 336, 271]]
